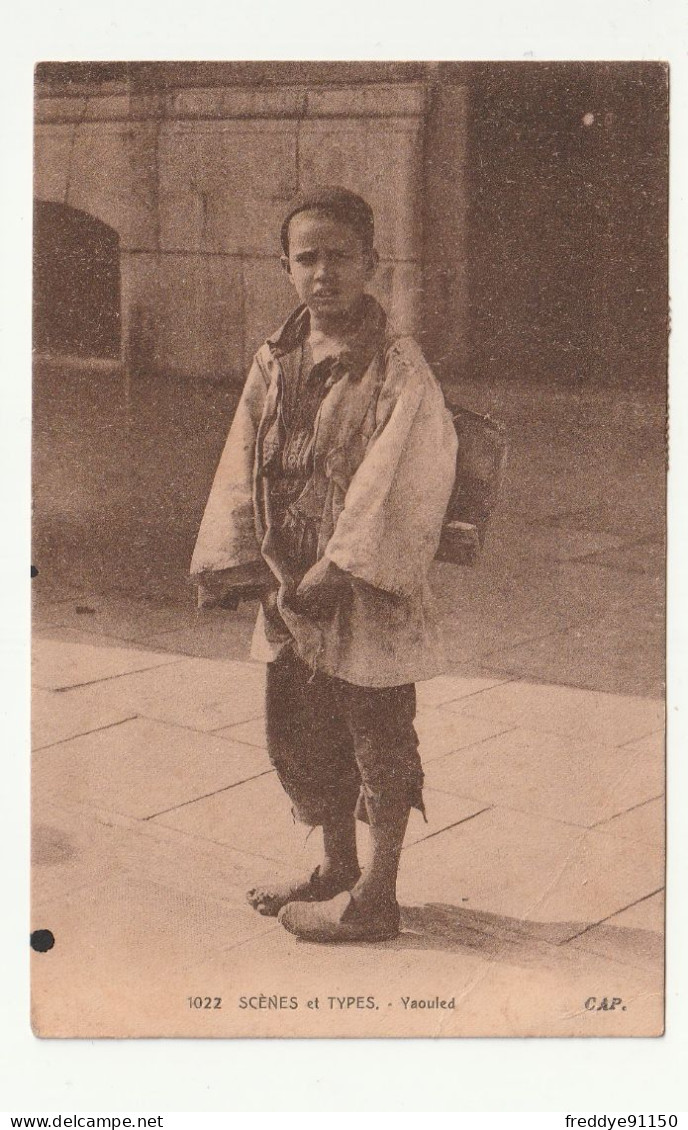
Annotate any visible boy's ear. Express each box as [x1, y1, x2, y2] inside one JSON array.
[[280, 255, 292, 278]]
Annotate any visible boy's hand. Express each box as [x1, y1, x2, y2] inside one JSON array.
[[293, 558, 349, 616]]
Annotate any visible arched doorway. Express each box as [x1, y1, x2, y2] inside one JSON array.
[[33, 200, 121, 359]]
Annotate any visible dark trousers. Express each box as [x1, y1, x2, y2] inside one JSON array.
[[266, 644, 424, 828]]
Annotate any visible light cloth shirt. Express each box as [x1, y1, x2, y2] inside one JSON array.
[[190, 297, 458, 687]]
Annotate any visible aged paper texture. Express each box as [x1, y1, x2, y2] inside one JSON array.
[[31, 60, 667, 1038]]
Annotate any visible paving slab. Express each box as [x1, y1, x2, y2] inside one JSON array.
[[31, 877, 278, 1037], [32, 634, 182, 690], [32, 716, 272, 819], [451, 680, 664, 747], [32, 796, 269, 908], [55, 655, 265, 732], [152, 772, 320, 868], [595, 796, 665, 845], [424, 726, 665, 827], [484, 612, 665, 698], [506, 524, 632, 564], [415, 672, 511, 709], [437, 602, 578, 668], [214, 714, 267, 748], [32, 685, 137, 750], [31, 801, 132, 903], [405, 789, 489, 847], [565, 891, 665, 973], [33, 593, 196, 641], [397, 806, 664, 944], [415, 709, 516, 763], [141, 604, 258, 661], [592, 538, 665, 577], [108, 818, 286, 907]]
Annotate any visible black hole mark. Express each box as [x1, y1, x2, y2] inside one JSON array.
[[30, 929, 55, 953], [31, 565, 39, 579]]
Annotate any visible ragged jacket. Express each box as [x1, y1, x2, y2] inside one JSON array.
[[190, 297, 458, 687]]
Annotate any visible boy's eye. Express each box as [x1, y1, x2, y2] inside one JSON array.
[[294, 250, 353, 265]]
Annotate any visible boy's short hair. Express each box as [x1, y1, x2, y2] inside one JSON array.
[[280, 185, 375, 255]]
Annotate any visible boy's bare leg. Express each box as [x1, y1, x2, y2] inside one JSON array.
[[321, 814, 360, 885], [350, 806, 410, 914]]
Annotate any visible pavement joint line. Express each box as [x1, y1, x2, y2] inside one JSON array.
[[475, 617, 594, 664], [456, 661, 666, 700], [560, 886, 666, 946], [41, 655, 189, 692], [415, 789, 667, 836], [142, 768, 276, 820], [421, 726, 519, 764], [32, 712, 140, 752], [401, 805, 494, 850], [208, 731, 266, 750], [121, 712, 265, 741], [146, 817, 308, 867], [590, 792, 665, 830], [559, 938, 664, 978], [562, 533, 663, 565], [429, 678, 515, 705], [425, 676, 515, 708], [206, 713, 266, 734], [36, 624, 184, 651], [616, 727, 666, 750]]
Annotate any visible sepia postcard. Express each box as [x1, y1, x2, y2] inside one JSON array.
[[30, 60, 668, 1039]]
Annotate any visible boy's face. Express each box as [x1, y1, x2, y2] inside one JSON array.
[[281, 210, 378, 325]]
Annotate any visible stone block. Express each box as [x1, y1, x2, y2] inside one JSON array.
[[34, 124, 73, 203], [34, 97, 85, 124], [369, 260, 422, 336], [306, 84, 426, 119], [121, 252, 246, 380], [169, 86, 303, 120], [65, 122, 156, 248], [299, 118, 423, 261], [83, 94, 131, 122], [241, 257, 299, 363], [158, 120, 298, 255]]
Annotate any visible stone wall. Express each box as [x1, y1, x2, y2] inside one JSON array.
[[34, 81, 430, 381]]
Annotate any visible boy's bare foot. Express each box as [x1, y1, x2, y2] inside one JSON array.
[[246, 864, 361, 917]]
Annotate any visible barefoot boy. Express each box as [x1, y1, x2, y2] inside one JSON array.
[[191, 186, 457, 942]]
